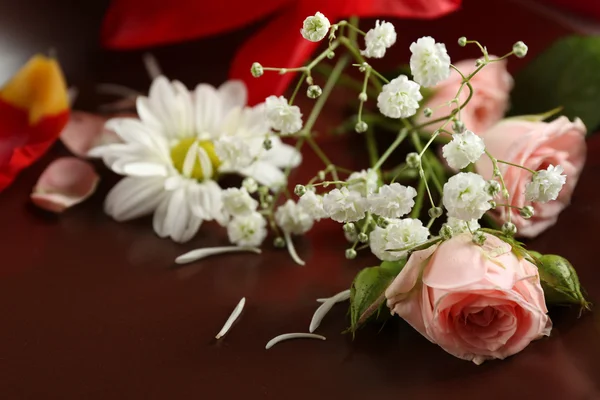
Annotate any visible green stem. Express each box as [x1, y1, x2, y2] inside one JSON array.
[[288, 71, 307, 105], [365, 128, 379, 169], [373, 129, 408, 171], [411, 176, 426, 219], [497, 159, 536, 174]]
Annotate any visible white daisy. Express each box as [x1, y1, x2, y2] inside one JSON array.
[[92, 76, 302, 243]]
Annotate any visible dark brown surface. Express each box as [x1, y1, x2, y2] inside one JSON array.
[[1, 0, 600, 399]]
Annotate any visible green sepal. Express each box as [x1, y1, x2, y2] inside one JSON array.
[[536, 254, 591, 313], [349, 257, 409, 335]]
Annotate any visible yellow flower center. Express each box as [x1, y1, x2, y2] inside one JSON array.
[[170, 138, 222, 181]]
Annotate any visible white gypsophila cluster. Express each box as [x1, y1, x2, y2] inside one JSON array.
[[369, 218, 429, 261], [265, 95, 303, 135], [367, 183, 417, 219], [409, 36, 451, 87], [377, 75, 423, 119], [298, 190, 328, 221], [442, 130, 485, 170], [222, 187, 258, 218], [214, 136, 256, 170], [445, 216, 481, 234], [361, 20, 397, 58], [227, 211, 267, 247], [322, 187, 367, 223], [442, 172, 492, 221], [346, 169, 378, 196], [300, 12, 330, 42], [275, 199, 314, 235], [525, 164, 567, 203]]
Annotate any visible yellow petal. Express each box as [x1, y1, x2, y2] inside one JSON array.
[[0, 55, 68, 125]]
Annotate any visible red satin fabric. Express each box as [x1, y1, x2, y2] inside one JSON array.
[[0, 100, 69, 191], [101, 0, 461, 104]]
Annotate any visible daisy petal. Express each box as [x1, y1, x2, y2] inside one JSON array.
[[31, 158, 99, 213], [241, 160, 286, 189], [122, 161, 169, 177], [105, 176, 166, 221], [265, 333, 326, 350], [309, 289, 351, 333], [215, 297, 246, 339], [194, 83, 222, 133], [218, 80, 247, 113], [175, 246, 262, 265]]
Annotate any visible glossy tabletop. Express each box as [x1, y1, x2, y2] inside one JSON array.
[[0, 0, 599, 399]]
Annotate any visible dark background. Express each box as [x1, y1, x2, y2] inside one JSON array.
[[0, 0, 599, 399]]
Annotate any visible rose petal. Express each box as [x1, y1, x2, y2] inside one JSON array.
[[60, 111, 121, 157], [31, 157, 99, 213]]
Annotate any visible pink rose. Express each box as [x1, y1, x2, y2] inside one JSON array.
[[385, 233, 551, 365], [414, 58, 512, 134], [475, 117, 587, 237]]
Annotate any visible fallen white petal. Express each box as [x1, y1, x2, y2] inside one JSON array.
[[143, 53, 162, 80], [175, 246, 261, 265], [315, 289, 351, 304], [309, 289, 351, 333], [283, 231, 305, 266], [265, 333, 326, 350], [215, 297, 245, 340]]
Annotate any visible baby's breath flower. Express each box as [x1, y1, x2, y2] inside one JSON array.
[[227, 212, 267, 247], [307, 85, 322, 99], [298, 190, 327, 221], [300, 12, 330, 42], [367, 183, 417, 219], [361, 20, 397, 59], [472, 230, 486, 245], [406, 152, 421, 168], [513, 41, 528, 58], [265, 95, 303, 135], [369, 218, 429, 261], [452, 120, 466, 133], [275, 199, 314, 234], [486, 180, 501, 197], [525, 165, 566, 203], [442, 130, 485, 170], [355, 121, 368, 133], [409, 36, 451, 87], [214, 136, 256, 170], [502, 222, 517, 236], [323, 187, 367, 223], [251, 62, 264, 78], [443, 172, 492, 221], [520, 205, 534, 219], [242, 177, 258, 194], [346, 169, 378, 196], [446, 216, 480, 234], [377, 75, 423, 119], [222, 188, 258, 218]]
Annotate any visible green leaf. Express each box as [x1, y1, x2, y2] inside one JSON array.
[[536, 254, 590, 313], [349, 257, 409, 334], [510, 35, 600, 132]]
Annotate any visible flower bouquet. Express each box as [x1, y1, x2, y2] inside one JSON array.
[[78, 9, 596, 365]]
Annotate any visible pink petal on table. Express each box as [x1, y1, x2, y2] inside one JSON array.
[[31, 157, 99, 213], [60, 111, 121, 157]]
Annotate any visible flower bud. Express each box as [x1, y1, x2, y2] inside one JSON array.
[[377, 218, 389, 228], [520, 205, 534, 219], [502, 189, 509, 198], [472, 230, 486, 245], [263, 137, 273, 150], [513, 41, 528, 58], [355, 121, 368, 133], [488, 200, 497, 209], [343, 222, 356, 234], [307, 85, 322, 99], [317, 170, 326, 180], [265, 194, 274, 203], [486, 180, 501, 196], [423, 107, 433, 118], [250, 62, 264, 78], [428, 206, 443, 218], [306, 76, 314, 85], [326, 50, 335, 59], [502, 221, 517, 236], [242, 177, 258, 193], [452, 120, 465, 133], [359, 62, 368, 73], [345, 248, 357, 259], [406, 152, 420, 168], [273, 237, 286, 248], [537, 254, 589, 310], [258, 186, 269, 195], [475, 58, 485, 67], [440, 224, 453, 240], [358, 92, 368, 102], [294, 184, 307, 196], [458, 36, 467, 47], [358, 232, 368, 243]]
